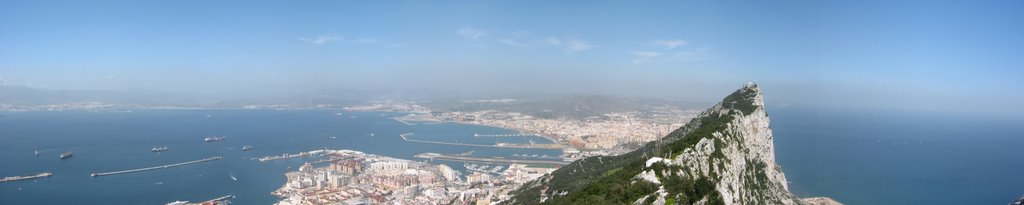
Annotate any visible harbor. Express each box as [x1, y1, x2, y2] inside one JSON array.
[[0, 110, 567, 204], [415, 152, 571, 166], [91, 156, 222, 177]]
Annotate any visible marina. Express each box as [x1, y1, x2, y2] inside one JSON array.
[[464, 163, 505, 174], [90, 156, 223, 177]]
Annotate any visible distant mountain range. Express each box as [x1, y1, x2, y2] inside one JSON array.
[[0, 86, 430, 107], [503, 84, 839, 205], [0, 85, 196, 105]]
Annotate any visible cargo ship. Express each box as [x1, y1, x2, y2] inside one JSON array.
[[241, 145, 254, 151], [59, 151, 73, 159], [0, 172, 53, 183], [204, 136, 226, 142], [152, 146, 169, 152]]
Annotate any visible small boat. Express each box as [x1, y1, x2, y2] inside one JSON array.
[[152, 146, 169, 152], [241, 145, 254, 151], [165, 201, 189, 205], [202, 136, 225, 142], [59, 152, 72, 159], [34, 150, 39, 156]]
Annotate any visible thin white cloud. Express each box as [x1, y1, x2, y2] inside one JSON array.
[[457, 27, 485, 40], [499, 38, 527, 47], [545, 37, 562, 46], [546, 37, 593, 53], [299, 34, 343, 45], [653, 39, 687, 49], [670, 49, 711, 62], [497, 31, 534, 47], [630, 46, 712, 64], [633, 51, 662, 58], [350, 38, 378, 44], [631, 51, 662, 64], [566, 39, 593, 52]]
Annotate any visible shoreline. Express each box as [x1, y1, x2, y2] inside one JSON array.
[[391, 113, 566, 146]]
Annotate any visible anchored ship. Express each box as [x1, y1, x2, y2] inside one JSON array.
[[241, 145, 254, 151], [204, 136, 226, 142], [59, 151, 72, 159], [152, 146, 169, 152], [0, 172, 53, 183]]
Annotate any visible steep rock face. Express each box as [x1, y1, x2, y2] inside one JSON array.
[[659, 84, 797, 204], [505, 84, 823, 205]]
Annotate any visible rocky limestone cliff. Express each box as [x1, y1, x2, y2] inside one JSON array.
[[504, 84, 837, 205]]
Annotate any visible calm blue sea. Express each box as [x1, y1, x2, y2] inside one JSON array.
[[0, 110, 559, 204], [772, 107, 1024, 204]]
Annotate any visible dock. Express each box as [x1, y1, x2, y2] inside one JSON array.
[[257, 149, 327, 162], [195, 194, 234, 205], [473, 133, 539, 137], [91, 156, 222, 177], [415, 152, 571, 166]]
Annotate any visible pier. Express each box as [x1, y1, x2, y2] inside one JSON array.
[[400, 133, 565, 150], [258, 149, 327, 162], [91, 156, 222, 177], [473, 133, 539, 137], [392, 117, 418, 125], [415, 153, 571, 166], [195, 194, 234, 204]]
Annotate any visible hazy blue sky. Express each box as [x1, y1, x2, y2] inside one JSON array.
[[1, 1, 1022, 112]]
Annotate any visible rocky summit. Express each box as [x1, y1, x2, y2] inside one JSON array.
[[504, 84, 838, 205]]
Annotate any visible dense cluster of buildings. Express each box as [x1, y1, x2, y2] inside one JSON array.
[[273, 150, 556, 205], [342, 102, 431, 113], [434, 109, 695, 152]]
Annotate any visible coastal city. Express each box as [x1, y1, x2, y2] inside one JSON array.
[[0, 98, 698, 204], [272, 149, 553, 205], [349, 101, 699, 158], [257, 100, 701, 204]]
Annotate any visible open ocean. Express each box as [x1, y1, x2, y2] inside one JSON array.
[[772, 107, 1024, 204], [1, 108, 1021, 204]]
